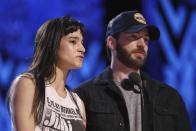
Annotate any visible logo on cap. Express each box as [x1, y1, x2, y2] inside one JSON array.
[[134, 13, 146, 24]]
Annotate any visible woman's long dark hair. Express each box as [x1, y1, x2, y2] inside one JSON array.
[[28, 16, 84, 124]]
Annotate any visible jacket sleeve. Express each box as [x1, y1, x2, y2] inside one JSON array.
[[175, 93, 192, 131]]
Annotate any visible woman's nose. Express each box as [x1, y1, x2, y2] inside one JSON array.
[[79, 42, 85, 53]]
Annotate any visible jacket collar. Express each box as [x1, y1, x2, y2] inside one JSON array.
[[93, 66, 153, 86], [93, 67, 124, 98], [93, 67, 161, 101]]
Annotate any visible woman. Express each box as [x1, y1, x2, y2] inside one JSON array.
[[8, 16, 86, 131]]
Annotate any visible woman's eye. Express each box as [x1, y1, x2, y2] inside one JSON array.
[[81, 40, 84, 44], [70, 40, 77, 44]]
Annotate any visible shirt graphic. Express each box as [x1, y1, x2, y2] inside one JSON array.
[[35, 86, 85, 131]]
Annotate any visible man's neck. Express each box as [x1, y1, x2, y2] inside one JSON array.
[[110, 58, 140, 82]]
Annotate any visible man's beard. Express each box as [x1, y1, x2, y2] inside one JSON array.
[[116, 42, 147, 69]]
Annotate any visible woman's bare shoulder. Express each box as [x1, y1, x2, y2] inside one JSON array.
[[9, 73, 37, 130], [9, 73, 36, 105], [12, 73, 35, 91]]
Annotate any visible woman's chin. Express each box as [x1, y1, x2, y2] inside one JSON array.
[[72, 63, 83, 69]]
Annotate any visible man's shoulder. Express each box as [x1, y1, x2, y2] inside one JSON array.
[[151, 79, 182, 98], [77, 78, 95, 89], [143, 73, 180, 97], [75, 76, 103, 95], [76, 67, 111, 90], [158, 80, 178, 92], [74, 76, 105, 102]]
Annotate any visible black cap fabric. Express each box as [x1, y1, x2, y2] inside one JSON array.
[[106, 10, 160, 40]]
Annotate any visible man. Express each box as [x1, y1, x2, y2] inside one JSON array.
[[76, 10, 192, 131]]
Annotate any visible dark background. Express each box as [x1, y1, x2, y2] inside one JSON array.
[[0, 0, 195, 130]]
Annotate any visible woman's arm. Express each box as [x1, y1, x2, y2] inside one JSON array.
[[9, 76, 36, 131]]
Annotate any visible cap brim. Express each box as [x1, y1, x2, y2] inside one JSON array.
[[124, 24, 160, 40]]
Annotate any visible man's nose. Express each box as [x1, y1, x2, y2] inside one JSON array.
[[137, 38, 146, 46]]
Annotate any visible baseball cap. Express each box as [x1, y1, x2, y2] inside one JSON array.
[[106, 10, 160, 40]]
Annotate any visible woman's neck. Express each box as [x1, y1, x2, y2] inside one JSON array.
[[50, 66, 68, 92]]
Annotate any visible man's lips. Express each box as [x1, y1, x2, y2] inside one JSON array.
[[132, 51, 145, 55]]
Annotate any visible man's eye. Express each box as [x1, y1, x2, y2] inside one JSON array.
[[129, 35, 140, 40], [144, 37, 149, 42]]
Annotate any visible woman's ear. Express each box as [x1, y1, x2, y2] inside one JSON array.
[[106, 36, 117, 50]]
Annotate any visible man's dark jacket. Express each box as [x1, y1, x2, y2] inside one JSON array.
[[76, 67, 192, 131]]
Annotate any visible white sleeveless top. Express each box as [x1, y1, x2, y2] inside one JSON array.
[[35, 84, 85, 131]]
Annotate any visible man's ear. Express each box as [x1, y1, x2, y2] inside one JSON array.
[[106, 36, 117, 50]]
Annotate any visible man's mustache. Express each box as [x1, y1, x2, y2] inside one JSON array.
[[132, 49, 146, 55]]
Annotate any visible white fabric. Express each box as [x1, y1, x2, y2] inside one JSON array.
[[35, 85, 85, 131]]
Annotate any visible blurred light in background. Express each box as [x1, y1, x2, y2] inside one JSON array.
[[0, 0, 195, 130], [143, 0, 196, 129]]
